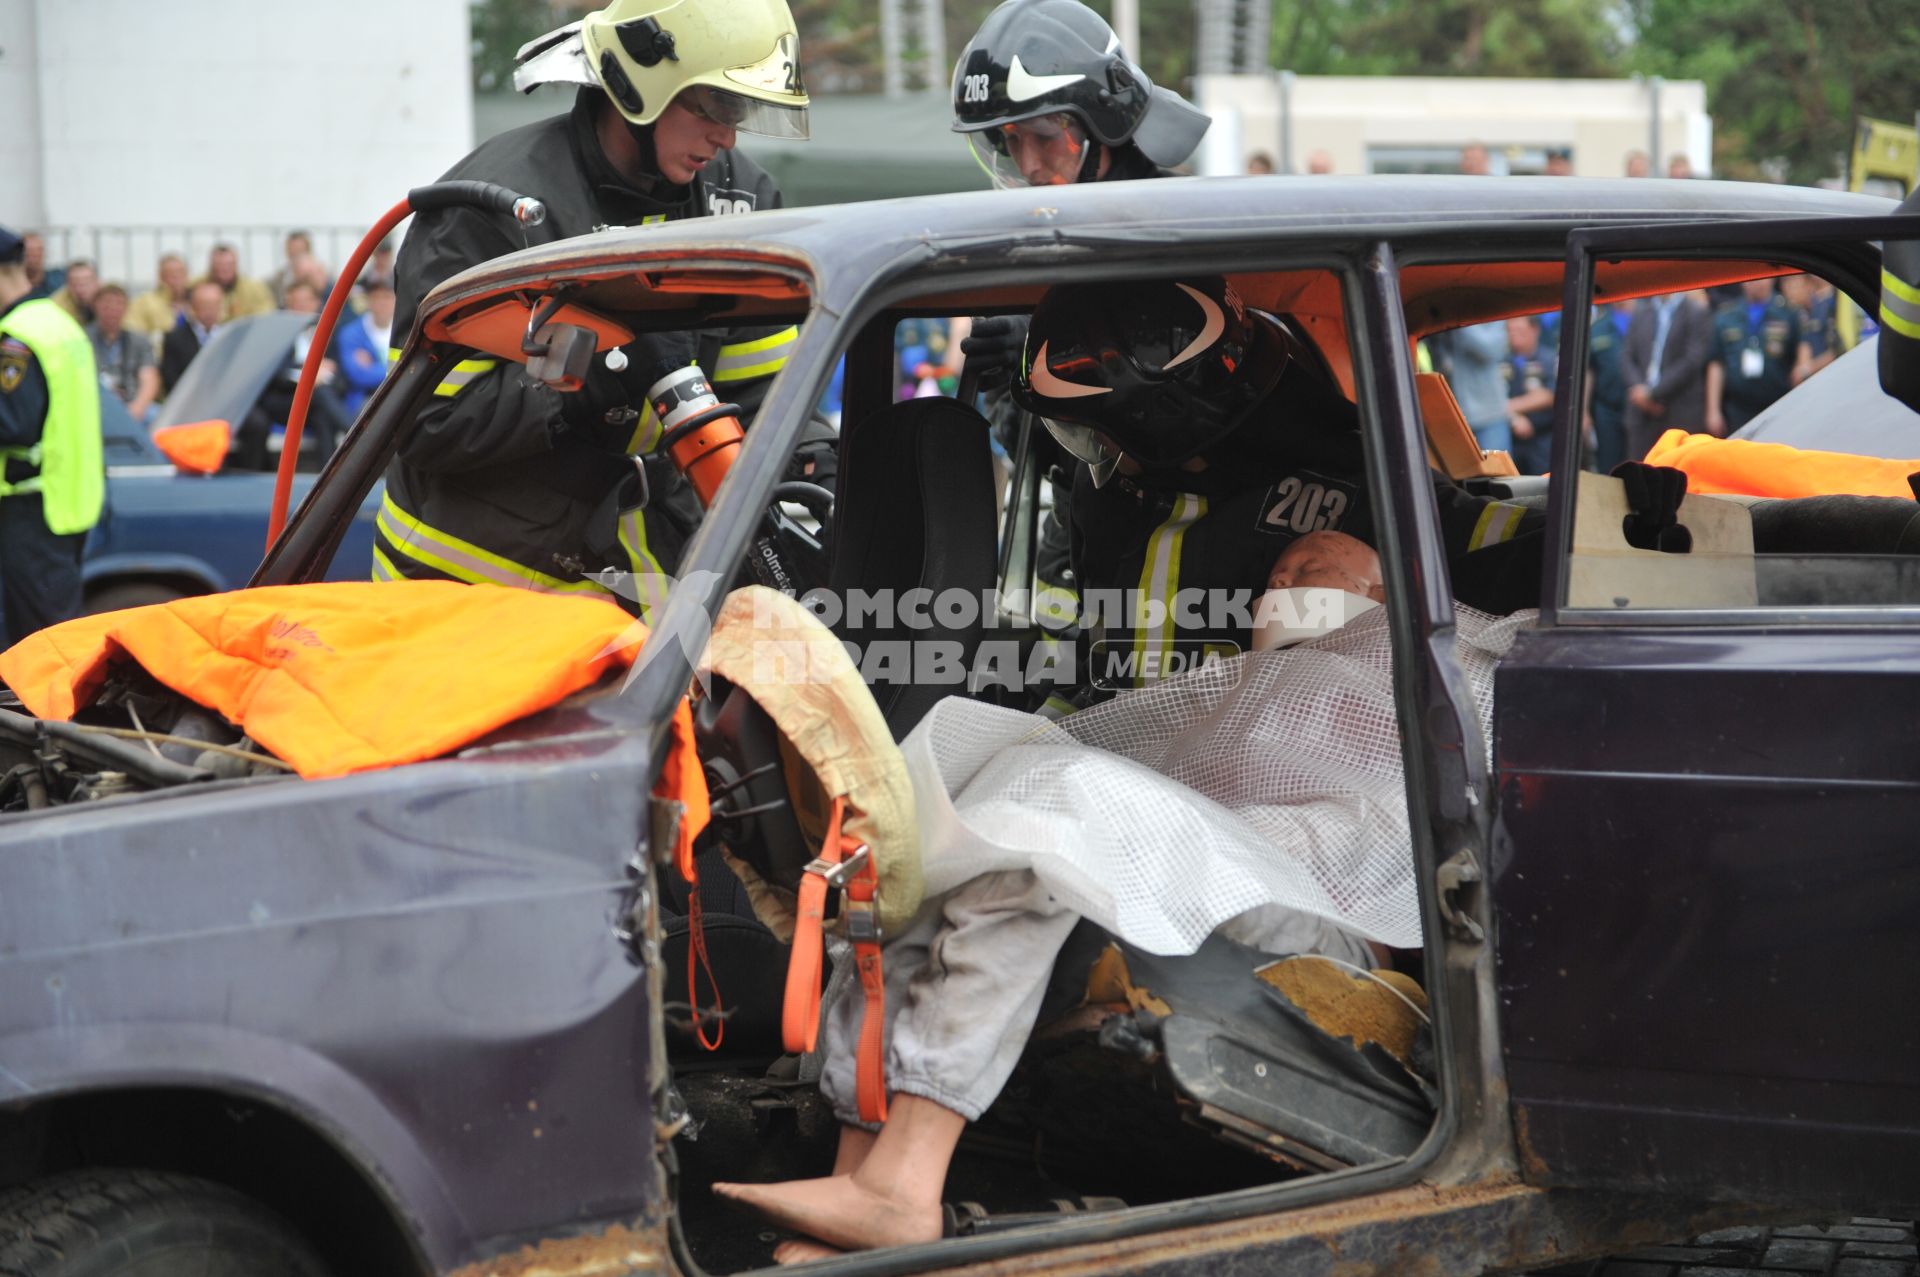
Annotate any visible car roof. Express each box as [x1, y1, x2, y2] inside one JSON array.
[[422, 175, 1893, 325], [411, 176, 1895, 395]]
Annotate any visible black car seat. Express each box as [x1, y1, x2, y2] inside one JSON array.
[[827, 396, 999, 738]]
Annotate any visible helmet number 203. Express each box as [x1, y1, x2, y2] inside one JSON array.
[[1258, 475, 1351, 535], [963, 73, 992, 103]]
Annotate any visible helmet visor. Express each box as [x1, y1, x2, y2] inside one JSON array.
[[1040, 418, 1123, 487], [680, 83, 809, 140], [967, 113, 1092, 189]]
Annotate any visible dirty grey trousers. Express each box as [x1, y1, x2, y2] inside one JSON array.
[[817, 870, 1374, 1128]]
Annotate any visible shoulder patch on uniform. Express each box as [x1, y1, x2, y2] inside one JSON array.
[[0, 346, 28, 393]]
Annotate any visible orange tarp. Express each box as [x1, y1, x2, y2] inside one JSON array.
[[0, 582, 708, 847], [152, 419, 231, 474], [1643, 429, 1920, 501]]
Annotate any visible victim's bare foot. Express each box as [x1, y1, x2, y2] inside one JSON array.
[[712, 1172, 942, 1253], [714, 1095, 968, 1255], [773, 1237, 843, 1265]]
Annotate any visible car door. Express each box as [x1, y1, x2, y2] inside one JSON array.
[[1492, 215, 1920, 1219]]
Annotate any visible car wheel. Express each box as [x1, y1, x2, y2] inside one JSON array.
[[0, 1169, 331, 1277], [85, 582, 190, 614]]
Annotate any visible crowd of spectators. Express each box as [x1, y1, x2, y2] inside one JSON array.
[[1431, 282, 1842, 477], [15, 229, 399, 458], [1398, 143, 1849, 476]]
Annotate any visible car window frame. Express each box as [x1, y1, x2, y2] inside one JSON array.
[[673, 242, 1500, 1247], [1543, 215, 1919, 630]]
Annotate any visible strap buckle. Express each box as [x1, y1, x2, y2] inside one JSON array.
[[803, 843, 870, 889], [843, 894, 881, 945]]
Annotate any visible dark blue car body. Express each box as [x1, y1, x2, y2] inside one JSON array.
[[82, 314, 380, 606]]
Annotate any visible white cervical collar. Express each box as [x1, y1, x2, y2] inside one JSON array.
[[1250, 586, 1383, 652]]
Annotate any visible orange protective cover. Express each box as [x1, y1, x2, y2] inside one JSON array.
[[152, 420, 231, 474], [1643, 429, 1920, 500], [0, 580, 709, 839]]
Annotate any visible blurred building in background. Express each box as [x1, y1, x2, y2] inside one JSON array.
[[1196, 73, 1711, 178], [0, 0, 474, 281]]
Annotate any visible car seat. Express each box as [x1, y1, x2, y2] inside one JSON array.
[[826, 395, 999, 738]]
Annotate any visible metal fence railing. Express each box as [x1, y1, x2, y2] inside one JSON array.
[[35, 226, 384, 292]]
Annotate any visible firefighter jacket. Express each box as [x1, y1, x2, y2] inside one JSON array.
[[995, 153, 1179, 631], [1882, 186, 1920, 413], [1066, 357, 1544, 688], [376, 88, 798, 608]]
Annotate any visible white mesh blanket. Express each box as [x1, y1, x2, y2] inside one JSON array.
[[901, 606, 1533, 953]]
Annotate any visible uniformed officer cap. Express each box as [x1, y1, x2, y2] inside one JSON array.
[[0, 227, 23, 265]]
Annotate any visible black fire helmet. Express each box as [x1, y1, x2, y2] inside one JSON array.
[[1012, 277, 1291, 484], [950, 0, 1210, 186]]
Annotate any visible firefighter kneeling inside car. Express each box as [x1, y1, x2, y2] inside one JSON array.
[[374, 0, 820, 610], [1000, 276, 1549, 705]]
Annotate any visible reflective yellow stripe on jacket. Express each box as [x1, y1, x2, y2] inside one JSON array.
[[1468, 501, 1528, 551], [1882, 268, 1920, 341], [711, 326, 797, 383], [374, 491, 611, 595], [388, 347, 501, 398], [1133, 493, 1206, 684], [617, 505, 668, 621]]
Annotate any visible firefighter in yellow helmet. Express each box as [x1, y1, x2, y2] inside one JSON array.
[[375, 0, 817, 607]]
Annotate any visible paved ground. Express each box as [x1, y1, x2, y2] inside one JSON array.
[[1546, 1220, 1919, 1277]]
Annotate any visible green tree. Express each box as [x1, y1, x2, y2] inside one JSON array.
[[1624, 0, 1920, 184], [472, 0, 578, 94], [1267, 0, 1623, 78]]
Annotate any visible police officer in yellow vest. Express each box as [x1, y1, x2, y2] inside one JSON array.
[[0, 225, 104, 647]]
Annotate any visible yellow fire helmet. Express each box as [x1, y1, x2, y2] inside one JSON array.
[[516, 0, 810, 141]]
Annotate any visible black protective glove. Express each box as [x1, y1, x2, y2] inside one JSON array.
[[1611, 461, 1693, 553], [960, 315, 1030, 389], [785, 414, 840, 492], [557, 331, 699, 446]]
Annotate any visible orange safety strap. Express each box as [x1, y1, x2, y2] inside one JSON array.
[[781, 795, 889, 1124], [686, 882, 724, 1052], [657, 714, 722, 1051], [845, 869, 888, 1125]]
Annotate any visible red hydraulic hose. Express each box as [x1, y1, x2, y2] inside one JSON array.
[[266, 182, 547, 550], [267, 198, 410, 549]]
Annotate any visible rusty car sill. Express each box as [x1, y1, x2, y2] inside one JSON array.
[[445, 1219, 669, 1277]]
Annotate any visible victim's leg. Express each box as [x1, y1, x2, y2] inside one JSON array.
[[718, 871, 1081, 1255], [717, 1095, 965, 1253]]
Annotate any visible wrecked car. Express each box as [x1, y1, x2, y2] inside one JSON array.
[[1, 175, 1917, 1277]]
